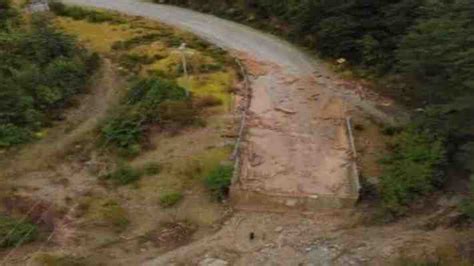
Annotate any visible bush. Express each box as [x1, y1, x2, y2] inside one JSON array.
[[380, 130, 446, 216], [0, 124, 31, 147], [159, 191, 183, 208], [101, 77, 192, 153], [0, 215, 38, 248], [101, 111, 144, 149], [104, 164, 143, 185], [205, 164, 233, 201], [461, 176, 474, 220]]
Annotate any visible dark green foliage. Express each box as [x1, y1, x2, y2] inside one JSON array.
[[205, 164, 233, 201], [380, 129, 446, 215], [0, 215, 38, 248], [0, 0, 18, 31], [159, 191, 183, 208], [0, 124, 31, 147], [101, 110, 144, 150], [104, 164, 143, 185], [461, 176, 474, 219], [119, 53, 155, 73], [0, 13, 99, 147], [50, 1, 123, 24], [101, 77, 193, 152]]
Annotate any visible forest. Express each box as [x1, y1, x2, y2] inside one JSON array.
[[163, 0, 474, 218]]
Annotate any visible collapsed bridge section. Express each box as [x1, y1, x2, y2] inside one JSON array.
[[230, 55, 360, 212]]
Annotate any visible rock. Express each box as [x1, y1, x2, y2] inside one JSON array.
[[199, 258, 229, 266], [274, 226, 283, 233]]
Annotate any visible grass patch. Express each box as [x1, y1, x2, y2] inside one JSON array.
[[0, 215, 38, 248], [159, 191, 183, 208], [177, 71, 235, 110], [205, 164, 233, 201], [55, 18, 136, 53]]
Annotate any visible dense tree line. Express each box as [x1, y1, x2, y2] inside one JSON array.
[[0, 0, 99, 147], [162, 0, 474, 217]]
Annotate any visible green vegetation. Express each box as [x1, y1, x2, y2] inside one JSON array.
[[0, 6, 100, 148], [50, 1, 123, 24], [164, 0, 474, 218], [461, 176, 474, 219], [0, 215, 38, 248], [204, 164, 233, 201], [101, 77, 196, 154], [159, 191, 183, 208], [380, 130, 446, 215]]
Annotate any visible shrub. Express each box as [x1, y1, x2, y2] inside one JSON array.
[[101, 77, 194, 153], [461, 176, 474, 220], [101, 111, 144, 149], [0, 215, 38, 248], [104, 164, 143, 185], [380, 129, 446, 216], [0, 124, 31, 147], [205, 164, 233, 201], [126, 78, 187, 109], [119, 53, 154, 73], [159, 191, 183, 208]]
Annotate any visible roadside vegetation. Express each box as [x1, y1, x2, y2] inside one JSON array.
[[0, 1, 237, 260], [0, 3, 99, 148], [163, 0, 474, 219], [0, 215, 38, 248]]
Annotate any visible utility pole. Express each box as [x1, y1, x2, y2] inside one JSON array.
[[179, 42, 190, 97]]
